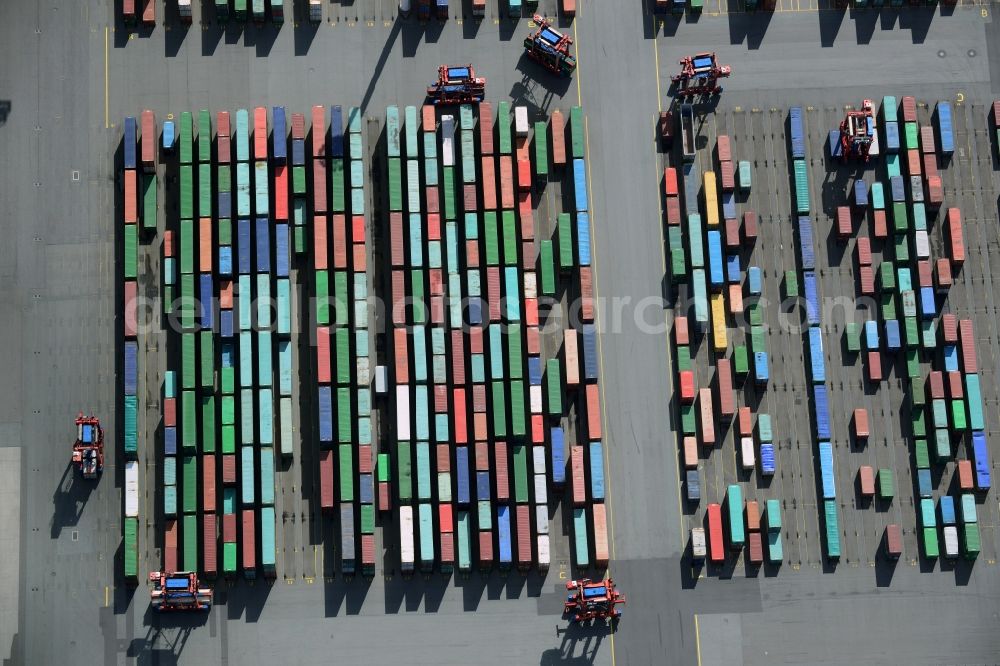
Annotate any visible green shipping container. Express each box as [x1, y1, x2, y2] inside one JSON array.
[[457, 511, 472, 571], [570, 106, 585, 160], [845, 322, 861, 353], [377, 452, 391, 483], [681, 403, 697, 435], [442, 167, 456, 220], [793, 160, 810, 213], [507, 325, 523, 380], [200, 330, 214, 389], [484, 212, 500, 265], [733, 345, 748, 375], [922, 526, 939, 559], [201, 394, 216, 453], [198, 109, 212, 161], [534, 121, 549, 178], [492, 380, 507, 438], [360, 504, 375, 534], [123, 517, 138, 579], [221, 425, 235, 454], [572, 507, 589, 567], [914, 438, 930, 468], [180, 165, 194, 219], [906, 349, 921, 381], [315, 270, 329, 324], [510, 380, 526, 437], [124, 224, 138, 279], [498, 101, 512, 155], [182, 514, 198, 572], [478, 500, 492, 530], [142, 173, 157, 231], [223, 542, 237, 573], [556, 213, 573, 269], [892, 201, 908, 232], [676, 345, 692, 371], [963, 522, 981, 559], [785, 270, 799, 298], [199, 163, 212, 217], [824, 500, 840, 559], [903, 122, 919, 150], [934, 429, 950, 460], [292, 165, 306, 195], [388, 158, 402, 211], [540, 240, 556, 296], [502, 210, 518, 266], [182, 455, 198, 513], [123, 395, 138, 458], [181, 390, 197, 451], [894, 233, 909, 263], [546, 358, 563, 416], [397, 441, 412, 502], [513, 445, 529, 503], [878, 468, 894, 499], [179, 111, 193, 164], [337, 387, 352, 442]]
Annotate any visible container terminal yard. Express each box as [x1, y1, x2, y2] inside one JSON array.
[[3, 0, 1000, 664]]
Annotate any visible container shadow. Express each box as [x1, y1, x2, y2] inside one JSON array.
[[817, 6, 847, 48], [50, 462, 98, 539], [540, 619, 608, 666], [200, 2, 225, 55], [726, 2, 774, 50], [293, 3, 320, 55], [222, 578, 274, 622], [849, 7, 879, 45], [244, 22, 280, 57], [897, 7, 935, 44]]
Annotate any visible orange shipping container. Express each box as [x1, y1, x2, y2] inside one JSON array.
[[316, 327, 331, 383], [439, 503, 454, 532], [906, 149, 921, 177], [353, 243, 366, 273], [451, 330, 466, 384], [274, 165, 288, 220], [254, 107, 268, 161], [141, 0, 155, 24], [746, 501, 760, 531], [475, 440, 489, 471], [516, 505, 532, 568], [487, 266, 502, 322], [738, 406, 752, 436], [141, 110, 155, 168], [320, 449, 335, 510], [482, 156, 497, 210], [518, 192, 534, 240], [859, 466, 875, 496], [313, 216, 329, 269], [474, 413, 488, 441], [947, 208, 964, 265], [389, 212, 404, 267], [854, 408, 869, 439], [124, 170, 138, 223], [391, 270, 406, 324], [163, 230, 174, 257], [426, 186, 440, 214], [222, 512, 237, 542], [717, 358, 734, 417], [218, 279, 233, 309], [571, 446, 586, 506], [164, 519, 178, 573], [728, 284, 743, 315], [499, 156, 515, 209], [422, 105, 436, 132], [679, 370, 696, 403], [562, 0, 577, 16], [517, 159, 531, 190], [495, 441, 510, 502], [699, 388, 715, 444], [352, 215, 366, 244], [203, 513, 217, 575], [551, 109, 566, 166], [665, 167, 679, 197], [586, 384, 602, 440], [464, 184, 478, 212], [313, 158, 327, 212], [199, 218, 213, 273], [525, 297, 539, 326], [480, 102, 494, 155], [532, 414, 545, 444], [674, 316, 689, 345], [311, 105, 325, 157], [478, 531, 493, 566], [203, 460, 216, 512], [593, 504, 609, 567], [222, 453, 236, 484], [124, 281, 138, 337], [580, 267, 594, 322], [332, 214, 347, 269], [683, 436, 698, 468], [717, 135, 732, 162], [873, 209, 887, 239], [217, 111, 231, 163], [526, 326, 541, 355], [565, 329, 580, 387], [242, 509, 256, 570], [957, 459, 974, 490], [394, 328, 409, 384], [516, 136, 530, 163], [453, 388, 468, 444]]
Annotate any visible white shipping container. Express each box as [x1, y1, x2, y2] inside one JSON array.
[[529, 385, 543, 414], [438, 472, 452, 502], [532, 445, 546, 475], [396, 386, 411, 440], [535, 505, 549, 534], [741, 437, 755, 470], [691, 527, 707, 558], [534, 474, 548, 505], [869, 131, 881, 157], [943, 525, 959, 558], [441, 115, 456, 167], [523, 271, 537, 298], [514, 106, 529, 136], [357, 357, 371, 385], [399, 506, 415, 571], [536, 535, 551, 569], [375, 365, 388, 394], [915, 229, 930, 259], [124, 461, 140, 518], [279, 396, 294, 456]]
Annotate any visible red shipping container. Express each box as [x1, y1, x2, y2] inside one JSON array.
[[141, 110, 155, 169], [550, 109, 565, 166], [164, 519, 178, 573], [948, 208, 965, 266], [219, 279, 233, 309], [562, 0, 577, 15], [389, 212, 404, 267], [747, 532, 763, 564], [429, 268, 444, 296], [223, 512, 237, 542], [664, 167, 679, 197], [439, 503, 454, 532], [123, 0, 137, 20], [426, 211, 441, 242], [717, 358, 734, 417], [678, 370, 696, 403], [253, 107, 268, 161], [957, 459, 974, 490], [313, 158, 327, 212], [393, 329, 409, 384], [332, 214, 347, 269], [451, 332, 466, 384], [163, 397, 176, 428], [454, 389, 468, 444], [728, 284, 743, 315], [942, 313, 958, 344], [859, 466, 875, 496], [925, 176, 943, 208], [274, 165, 288, 220], [359, 445, 373, 474], [707, 503, 725, 563], [857, 237, 872, 266], [859, 266, 875, 297], [482, 156, 497, 210], [873, 209, 887, 239], [311, 105, 325, 157], [352, 244, 367, 273], [434, 385, 448, 413], [920, 125, 936, 154], [222, 454, 236, 485], [316, 327, 331, 383], [478, 531, 493, 566], [743, 211, 758, 241], [906, 149, 921, 177], [480, 102, 495, 155], [586, 384, 602, 440], [917, 259, 932, 288], [203, 513, 218, 575], [902, 96, 917, 123], [580, 267, 594, 322], [499, 156, 515, 209], [518, 192, 534, 240], [362, 534, 377, 566], [124, 170, 138, 223], [242, 509, 256, 570], [466, 239, 480, 268], [495, 441, 510, 502], [836, 206, 851, 238], [124, 281, 138, 337], [717, 135, 732, 162], [320, 450, 334, 510], [935, 258, 952, 293], [141, 0, 155, 23], [532, 414, 545, 443], [666, 197, 681, 226], [593, 503, 610, 567], [314, 216, 329, 269], [928, 371, 944, 400], [163, 230, 174, 257], [526, 327, 541, 355], [738, 407, 752, 437], [378, 482, 391, 512], [421, 104, 436, 132], [885, 524, 903, 559], [487, 266, 502, 322], [994, 101, 1000, 128], [426, 187, 440, 214], [922, 153, 938, 180], [867, 351, 882, 383], [516, 505, 532, 568], [464, 184, 478, 212], [439, 532, 455, 567], [683, 436, 698, 468], [199, 218, 213, 273], [203, 461, 216, 512], [516, 136, 530, 163], [719, 160, 735, 191], [391, 270, 406, 324], [469, 323, 483, 355], [475, 440, 489, 471], [854, 408, 869, 439], [674, 316, 690, 346], [571, 446, 586, 506], [724, 218, 740, 249], [217, 111, 231, 163], [948, 371, 964, 400], [960, 319, 977, 372], [291, 112, 305, 141], [525, 297, 539, 327], [698, 387, 715, 445]]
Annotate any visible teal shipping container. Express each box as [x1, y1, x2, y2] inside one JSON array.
[[386, 106, 401, 158], [405, 106, 419, 159], [824, 500, 840, 558], [259, 387, 274, 446], [415, 385, 430, 441], [416, 442, 432, 501], [419, 503, 435, 568], [261, 506, 276, 572], [407, 160, 421, 213], [727, 484, 745, 548], [240, 389, 255, 445], [278, 340, 292, 396], [239, 330, 253, 388], [457, 511, 472, 571], [260, 448, 275, 505], [573, 508, 589, 567], [241, 446, 255, 505], [489, 324, 504, 380], [163, 456, 177, 485], [163, 485, 177, 516], [123, 395, 138, 458], [236, 162, 251, 216], [477, 500, 492, 530], [257, 331, 273, 388], [966, 373, 984, 430], [238, 274, 252, 330], [235, 109, 249, 162], [277, 278, 291, 336], [254, 162, 269, 215], [504, 267, 521, 321], [688, 214, 704, 268]]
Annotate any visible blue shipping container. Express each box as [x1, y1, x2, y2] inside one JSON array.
[[708, 231, 724, 289], [124, 341, 138, 396], [582, 324, 598, 381], [726, 254, 741, 284], [359, 473, 374, 504], [936, 102, 954, 154], [884, 121, 900, 153], [760, 443, 775, 475], [804, 271, 820, 326], [577, 212, 591, 266], [683, 164, 699, 216], [498, 506, 512, 565], [754, 351, 769, 385], [238, 219, 252, 274], [124, 117, 137, 170], [256, 217, 271, 272], [220, 309, 234, 338], [939, 496, 956, 525], [943, 345, 959, 373], [819, 441, 836, 500], [890, 175, 905, 203], [476, 471, 490, 501], [589, 441, 605, 501], [318, 386, 333, 442], [721, 191, 736, 221], [919, 287, 936, 319], [219, 246, 233, 276], [972, 431, 991, 491], [573, 159, 588, 212], [218, 191, 232, 219], [829, 130, 842, 160], [551, 427, 566, 485], [164, 426, 177, 455], [275, 223, 289, 278], [272, 107, 287, 162], [199, 273, 214, 329], [456, 447, 470, 505], [854, 180, 868, 208], [686, 469, 700, 501], [798, 217, 815, 270], [291, 139, 305, 166], [748, 266, 762, 295], [528, 356, 543, 386], [790, 107, 805, 158], [885, 319, 900, 350], [330, 105, 344, 158], [814, 384, 831, 440], [918, 468, 933, 498], [809, 327, 826, 383]]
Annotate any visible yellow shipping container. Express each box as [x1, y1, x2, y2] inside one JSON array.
[[704, 171, 719, 227], [711, 292, 727, 352]]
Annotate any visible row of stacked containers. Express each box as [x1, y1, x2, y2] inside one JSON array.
[[385, 101, 607, 573]]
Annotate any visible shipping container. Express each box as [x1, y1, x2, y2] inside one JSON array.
[[726, 484, 744, 549], [707, 503, 724, 563]]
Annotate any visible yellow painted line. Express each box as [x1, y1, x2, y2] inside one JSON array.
[[105, 585, 109, 607], [104, 26, 109, 129], [695, 614, 703, 665]]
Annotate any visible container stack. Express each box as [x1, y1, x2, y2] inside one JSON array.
[[272, 106, 295, 464], [123, 114, 141, 584], [788, 106, 840, 562], [664, 166, 685, 280], [291, 112, 308, 254]]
